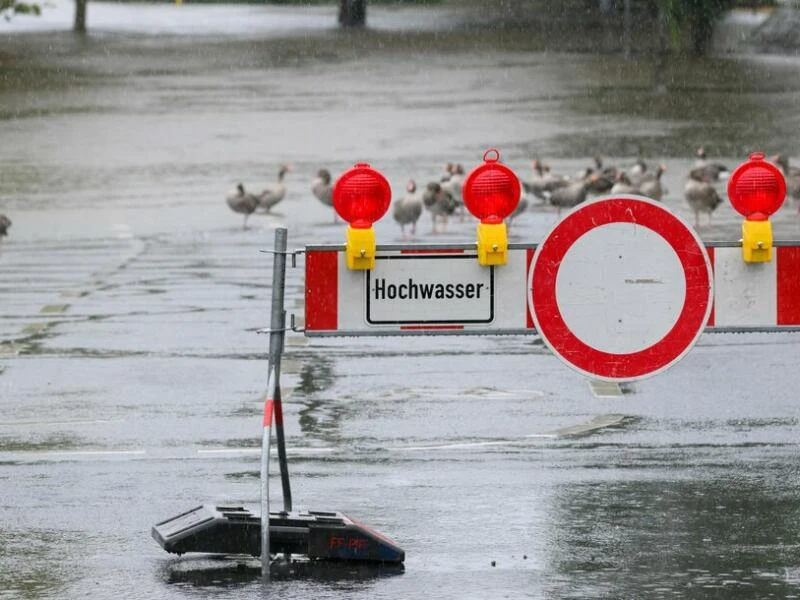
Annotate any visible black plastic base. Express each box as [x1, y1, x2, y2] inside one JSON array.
[[152, 505, 404, 563]]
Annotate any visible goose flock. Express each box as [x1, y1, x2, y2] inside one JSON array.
[[226, 149, 800, 235]]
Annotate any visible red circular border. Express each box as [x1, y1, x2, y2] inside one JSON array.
[[530, 197, 712, 380]]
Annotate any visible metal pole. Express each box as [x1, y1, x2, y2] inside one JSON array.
[[268, 228, 292, 512], [274, 385, 292, 512], [261, 227, 289, 580]]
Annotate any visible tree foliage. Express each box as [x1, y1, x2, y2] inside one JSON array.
[[660, 0, 737, 55], [1, 0, 41, 20]]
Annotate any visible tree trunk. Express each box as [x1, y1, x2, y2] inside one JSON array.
[[622, 0, 631, 59], [652, 4, 668, 95], [690, 13, 715, 55], [74, 0, 87, 33], [686, 0, 726, 56], [339, 0, 366, 28]]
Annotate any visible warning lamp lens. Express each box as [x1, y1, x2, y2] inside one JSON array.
[[333, 163, 392, 228], [463, 149, 521, 222], [728, 152, 786, 218]]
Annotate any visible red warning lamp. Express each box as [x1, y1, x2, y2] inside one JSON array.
[[332, 162, 391, 270], [727, 152, 787, 263], [728, 152, 786, 219], [463, 149, 521, 224], [333, 162, 391, 228], [463, 149, 521, 266]]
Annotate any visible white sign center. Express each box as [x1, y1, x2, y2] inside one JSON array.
[[366, 255, 494, 324], [555, 222, 686, 354]]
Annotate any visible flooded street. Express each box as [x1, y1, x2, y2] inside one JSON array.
[[2, 4, 800, 598]]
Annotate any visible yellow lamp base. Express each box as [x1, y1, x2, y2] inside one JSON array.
[[477, 222, 508, 266], [741, 219, 773, 263], [345, 226, 376, 270]]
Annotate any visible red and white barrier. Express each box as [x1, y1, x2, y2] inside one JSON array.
[[305, 243, 800, 337], [708, 245, 800, 329]]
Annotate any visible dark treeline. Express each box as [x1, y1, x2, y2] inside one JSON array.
[[1, 0, 773, 54]]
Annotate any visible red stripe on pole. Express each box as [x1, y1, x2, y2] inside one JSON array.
[[305, 251, 338, 331], [400, 248, 465, 254], [399, 324, 465, 331], [526, 248, 535, 329], [777, 246, 800, 325], [263, 398, 274, 427], [706, 246, 715, 327]]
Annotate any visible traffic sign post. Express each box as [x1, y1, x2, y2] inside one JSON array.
[[528, 196, 713, 382]]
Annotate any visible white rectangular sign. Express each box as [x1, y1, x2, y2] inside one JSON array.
[[365, 255, 494, 324]]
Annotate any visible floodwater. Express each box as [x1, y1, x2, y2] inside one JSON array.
[[2, 3, 800, 599]]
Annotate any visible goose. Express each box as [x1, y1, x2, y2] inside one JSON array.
[[440, 162, 455, 183], [441, 163, 464, 197], [311, 168, 336, 222], [549, 175, 595, 216], [694, 147, 729, 182], [522, 159, 570, 203], [225, 183, 260, 229], [258, 165, 291, 213], [638, 164, 667, 201], [610, 171, 639, 195], [422, 181, 458, 234], [521, 159, 549, 201], [684, 167, 723, 228], [769, 153, 800, 202], [625, 158, 649, 187], [0, 214, 10, 238], [393, 180, 423, 239], [586, 156, 615, 194], [592, 155, 619, 180], [441, 163, 465, 220]]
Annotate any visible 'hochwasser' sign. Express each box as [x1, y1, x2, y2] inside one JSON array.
[[366, 255, 494, 324]]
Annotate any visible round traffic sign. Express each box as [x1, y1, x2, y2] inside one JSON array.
[[528, 195, 713, 382]]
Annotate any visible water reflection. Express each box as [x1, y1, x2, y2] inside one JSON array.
[[296, 355, 352, 440], [545, 477, 800, 599], [296, 397, 350, 441], [295, 354, 335, 396], [161, 556, 403, 588]]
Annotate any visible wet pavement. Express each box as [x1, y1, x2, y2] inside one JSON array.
[[2, 4, 800, 599]]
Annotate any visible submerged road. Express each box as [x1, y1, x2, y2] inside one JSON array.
[[3, 215, 800, 599]]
